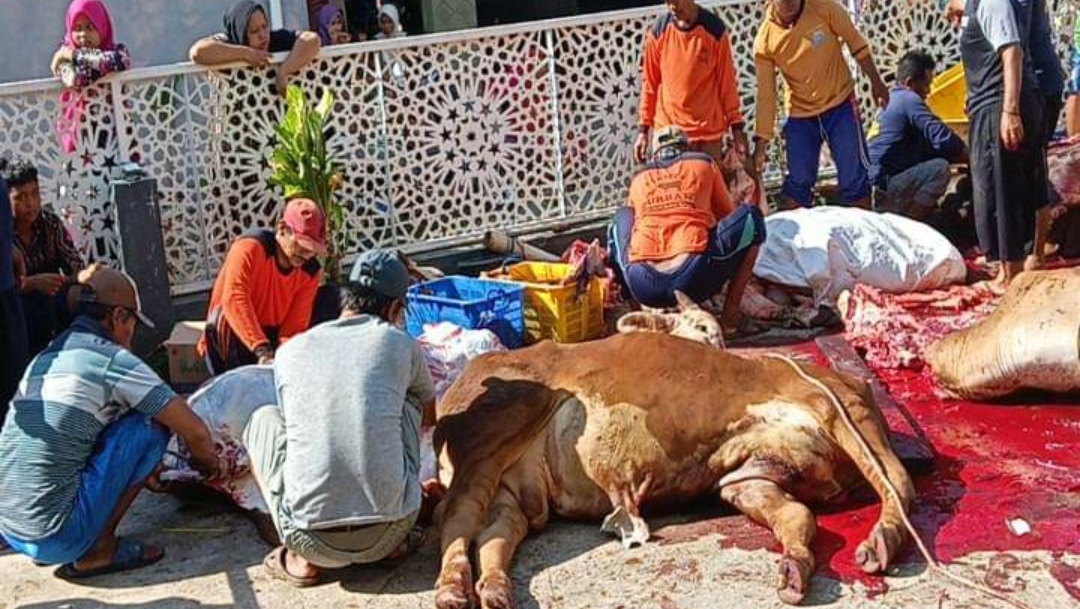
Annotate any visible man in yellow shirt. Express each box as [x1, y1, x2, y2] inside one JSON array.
[[751, 0, 889, 210]]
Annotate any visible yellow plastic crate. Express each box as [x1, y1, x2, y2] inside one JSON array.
[[927, 62, 967, 125], [493, 262, 604, 344]]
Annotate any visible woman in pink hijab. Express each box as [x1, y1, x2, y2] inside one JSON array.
[[50, 0, 131, 154]]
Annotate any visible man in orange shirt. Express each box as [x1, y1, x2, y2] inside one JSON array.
[[198, 199, 326, 375], [635, 0, 747, 163], [610, 127, 765, 336]]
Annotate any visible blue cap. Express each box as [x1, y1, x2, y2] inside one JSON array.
[[348, 249, 411, 299]]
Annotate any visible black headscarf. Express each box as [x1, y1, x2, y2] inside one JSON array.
[[223, 0, 266, 46]]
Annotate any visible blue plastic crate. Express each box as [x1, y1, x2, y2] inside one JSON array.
[[406, 276, 525, 348]]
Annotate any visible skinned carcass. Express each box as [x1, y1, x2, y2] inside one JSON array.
[[925, 268, 1080, 400], [432, 332, 915, 607]]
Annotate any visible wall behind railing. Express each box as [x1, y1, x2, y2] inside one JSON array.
[[0, 0, 1074, 295]]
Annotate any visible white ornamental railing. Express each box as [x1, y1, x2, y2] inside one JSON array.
[[0, 0, 1072, 295]]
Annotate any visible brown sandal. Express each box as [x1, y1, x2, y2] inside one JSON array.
[[263, 546, 320, 588]]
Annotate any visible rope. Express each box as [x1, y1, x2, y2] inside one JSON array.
[[761, 353, 1033, 609]]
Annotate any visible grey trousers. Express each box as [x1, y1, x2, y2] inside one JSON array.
[[874, 158, 952, 220], [243, 405, 418, 569]]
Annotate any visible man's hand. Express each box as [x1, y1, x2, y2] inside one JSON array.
[[633, 129, 650, 164], [12, 250, 26, 291], [24, 273, 65, 296], [189, 446, 221, 482], [245, 47, 272, 68], [945, 0, 965, 28], [871, 78, 890, 109], [750, 139, 768, 176], [731, 127, 749, 161], [1001, 111, 1024, 151]]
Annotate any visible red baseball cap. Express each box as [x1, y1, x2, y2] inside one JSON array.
[[282, 198, 328, 256]]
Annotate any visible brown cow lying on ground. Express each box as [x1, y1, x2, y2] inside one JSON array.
[[432, 333, 915, 607], [926, 268, 1080, 400]]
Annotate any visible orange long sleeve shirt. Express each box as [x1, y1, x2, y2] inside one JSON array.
[[753, 0, 872, 141], [639, 10, 745, 143], [627, 151, 735, 263], [197, 230, 322, 357]]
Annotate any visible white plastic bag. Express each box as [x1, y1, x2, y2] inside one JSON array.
[[419, 322, 506, 399], [753, 207, 966, 304]]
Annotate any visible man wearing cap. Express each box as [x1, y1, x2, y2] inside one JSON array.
[[0, 264, 219, 578], [609, 126, 766, 337], [199, 198, 326, 375], [242, 249, 436, 586], [635, 0, 747, 164]]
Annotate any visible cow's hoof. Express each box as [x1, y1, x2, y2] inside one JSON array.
[[855, 522, 905, 574], [436, 558, 477, 609], [477, 571, 514, 609], [776, 553, 811, 605]]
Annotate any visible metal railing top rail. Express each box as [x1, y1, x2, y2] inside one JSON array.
[[0, 0, 756, 97]]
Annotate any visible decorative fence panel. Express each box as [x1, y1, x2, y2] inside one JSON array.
[[0, 0, 1073, 295]]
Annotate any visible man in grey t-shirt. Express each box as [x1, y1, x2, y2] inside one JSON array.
[[243, 249, 436, 587]]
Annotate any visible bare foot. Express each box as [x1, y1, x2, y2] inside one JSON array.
[[284, 548, 319, 580], [74, 537, 163, 572], [1023, 255, 1044, 272]]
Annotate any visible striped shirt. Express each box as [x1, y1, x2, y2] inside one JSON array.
[[0, 316, 175, 541]]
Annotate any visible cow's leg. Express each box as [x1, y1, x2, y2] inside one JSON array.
[[600, 477, 653, 548], [474, 487, 530, 609], [720, 479, 816, 605], [827, 404, 916, 575], [436, 473, 502, 609]]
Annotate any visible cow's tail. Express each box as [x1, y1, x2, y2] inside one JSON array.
[[762, 354, 1032, 609]]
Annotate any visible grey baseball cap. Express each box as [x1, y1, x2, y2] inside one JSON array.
[[349, 249, 411, 299]]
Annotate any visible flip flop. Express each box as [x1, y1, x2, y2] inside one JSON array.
[[55, 538, 164, 580], [262, 546, 320, 588], [383, 527, 426, 565]]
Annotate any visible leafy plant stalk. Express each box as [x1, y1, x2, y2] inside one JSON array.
[[269, 84, 346, 282]]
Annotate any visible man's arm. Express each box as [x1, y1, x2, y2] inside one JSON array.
[[911, 98, 968, 162], [218, 240, 273, 354], [153, 397, 219, 479], [716, 33, 747, 154], [635, 32, 662, 163], [976, 0, 1024, 150], [189, 36, 270, 67], [825, 0, 888, 107], [1000, 44, 1025, 150]]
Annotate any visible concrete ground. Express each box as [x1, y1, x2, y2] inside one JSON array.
[[4, 492, 1077, 609]]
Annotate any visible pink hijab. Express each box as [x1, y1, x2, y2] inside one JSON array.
[[57, 0, 117, 155]]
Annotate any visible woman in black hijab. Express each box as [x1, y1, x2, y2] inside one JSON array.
[[189, 1, 320, 95]]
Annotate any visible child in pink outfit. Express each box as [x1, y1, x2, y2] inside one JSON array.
[[51, 0, 131, 153]]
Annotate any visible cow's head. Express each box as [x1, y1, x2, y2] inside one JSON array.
[[616, 291, 724, 348]]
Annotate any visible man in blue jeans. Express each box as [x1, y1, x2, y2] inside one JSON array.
[[609, 127, 765, 337], [0, 266, 219, 579]]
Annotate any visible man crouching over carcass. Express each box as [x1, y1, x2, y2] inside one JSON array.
[[609, 126, 766, 339], [243, 249, 437, 587]]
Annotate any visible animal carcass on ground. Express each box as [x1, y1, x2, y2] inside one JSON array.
[[432, 332, 915, 607], [925, 268, 1080, 400]]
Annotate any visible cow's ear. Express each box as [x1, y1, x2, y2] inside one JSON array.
[[617, 312, 675, 334], [674, 290, 701, 312]]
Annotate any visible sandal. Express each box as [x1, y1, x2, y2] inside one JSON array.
[[263, 546, 320, 588], [384, 527, 426, 564], [55, 538, 164, 580]]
